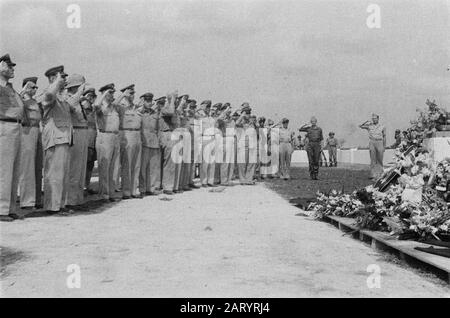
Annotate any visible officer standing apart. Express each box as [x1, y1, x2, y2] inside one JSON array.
[[0, 54, 24, 221], [37, 65, 72, 213], [278, 118, 294, 180], [299, 116, 323, 180], [19, 76, 43, 210], [359, 113, 386, 180], [94, 83, 121, 202], [65, 74, 89, 209], [325, 132, 338, 167]]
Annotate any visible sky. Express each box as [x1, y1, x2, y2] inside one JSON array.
[[1, 0, 449, 147]]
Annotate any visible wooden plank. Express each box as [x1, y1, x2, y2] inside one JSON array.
[[324, 215, 450, 277]]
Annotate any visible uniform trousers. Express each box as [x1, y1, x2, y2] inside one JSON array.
[[279, 142, 293, 179], [0, 122, 21, 215], [160, 131, 176, 192], [43, 143, 70, 211], [96, 132, 120, 199], [369, 139, 384, 179], [139, 147, 161, 193], [66, 128, 89, 205], [200, 137, 216, 185], [120, 130, 142, 197], [306, 141, 321, 176], [19, 126, 43, 207]]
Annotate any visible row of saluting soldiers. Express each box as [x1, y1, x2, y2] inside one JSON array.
[[0, 54, 315, 221]]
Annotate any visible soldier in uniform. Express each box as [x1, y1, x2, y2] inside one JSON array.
[[37, 65, 72, 213], [217, 104, 235, 186], [187, 99, 202, 189], [359, 113, 386, 180], [173, 95, 188, 193], [299, 116, 323, 180], [139, 92, 162, 195], [94, 83, 121, 202], [159, 91, 179, 194], [118, 84, 142, 199], [19, 76, 43, 210], [81, 88, 98, 193], [0, 54, 24, 221], [325, 132, 338, 167], [278, 118, 294, 180], [177, 95, 192, 192], [236, 103, 257, 185], [65, 74, 89, 208], [200, 100, 217, 187], [211, 102, 223, 184]]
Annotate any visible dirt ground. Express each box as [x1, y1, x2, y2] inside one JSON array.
[[1, 166, 450, 297]]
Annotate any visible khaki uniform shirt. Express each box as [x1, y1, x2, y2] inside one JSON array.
[[302, 126, 323, 143], [0, 83, 23, 121], [96, 102, 120, 132], [279, 127, 293, 143], [326, 137, 338, 147], [22, 97, 41, 127], [141, 109, 159, 148], [368, 123, 385, 140], [120, 104, 142, 130], [37, 90, 73, 150]]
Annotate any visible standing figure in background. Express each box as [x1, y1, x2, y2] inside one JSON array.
[[19, 76, 43, 210], [390, 129, 402, 149], [82, 88, 98, 194], [325, 132, 338, 167], [297, 134, 304, 150], [359, 113, 386, 180], [278, 118, 294, 180], [299, 116, 323, 180]]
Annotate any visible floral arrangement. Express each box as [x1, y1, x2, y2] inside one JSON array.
[[409, 99, 448, 138], [306, 100, 450, 241]]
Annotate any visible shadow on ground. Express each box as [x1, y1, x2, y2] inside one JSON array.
[[264, 166, 372, 209]]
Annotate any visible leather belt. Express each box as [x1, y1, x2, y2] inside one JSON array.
[[99, 130, 119, 134], [120, 128, 140, 131], [22, 123, 40, 128], [73, 126, 88, 129], [0, 118, 21, 124]]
